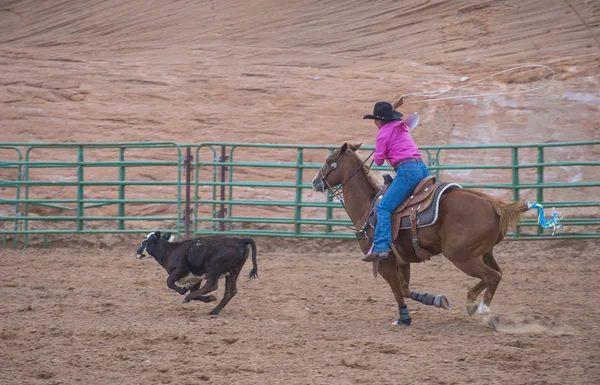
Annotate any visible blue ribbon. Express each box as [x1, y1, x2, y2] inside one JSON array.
[[527, 202, 562, 234]]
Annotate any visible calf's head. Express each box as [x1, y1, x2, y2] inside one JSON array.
[[135, 232, 160, 259], [135, 231, 175, 259]]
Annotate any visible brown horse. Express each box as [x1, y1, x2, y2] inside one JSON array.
[[312, 142, 531, 328]]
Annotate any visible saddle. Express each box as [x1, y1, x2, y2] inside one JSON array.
[[364, 175, 461, 262]]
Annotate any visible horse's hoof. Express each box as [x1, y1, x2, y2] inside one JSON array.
[[392, 317, 412, 326], [485, 315, 501, 330], [435, 295, 450, 310], [207, 295, 217, 302], [466, 302, 477, 316]]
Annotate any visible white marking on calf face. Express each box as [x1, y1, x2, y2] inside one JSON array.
[[135, 232, 156, 259], [135, 247, 149, 259]]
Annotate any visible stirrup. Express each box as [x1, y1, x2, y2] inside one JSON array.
[[361, 251, 389, 262], [361, 254, 377, 262]]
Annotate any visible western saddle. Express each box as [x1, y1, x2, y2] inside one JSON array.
[[365, 175, 456, 262]]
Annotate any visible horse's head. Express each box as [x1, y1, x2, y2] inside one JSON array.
[[312, 142, 362, 192], [135, 231, 175, 259]]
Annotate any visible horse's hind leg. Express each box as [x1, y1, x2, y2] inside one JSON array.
[[451, 255, 502, 328], [466, 281, 486, 316], [465, 249, 502, 315], [483, 249, 502, 274], [401, 264, 450, 310], [481, 249, 502, 309]]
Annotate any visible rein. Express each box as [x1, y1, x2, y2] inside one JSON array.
[[328, 150, 375, 200]]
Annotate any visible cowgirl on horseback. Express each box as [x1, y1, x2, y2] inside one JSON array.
[[362, 98, 430, 262]]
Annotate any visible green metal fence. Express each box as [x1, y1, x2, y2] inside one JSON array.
[[1, 140, 599, 248], [0, 142, 185, 247], [192, 141, 600, 240]]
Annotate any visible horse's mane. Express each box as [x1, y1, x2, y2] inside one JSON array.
[[347, 149, 381, 192]]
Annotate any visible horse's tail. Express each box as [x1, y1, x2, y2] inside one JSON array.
[[244, 238, 258, 280], [492, 200, 529, 236]]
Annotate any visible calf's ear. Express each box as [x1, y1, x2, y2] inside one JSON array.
[[154, 231, 161, 240]]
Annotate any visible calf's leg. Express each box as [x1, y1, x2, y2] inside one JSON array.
[[167, 271, 188, 295], [186, 282, 217, 303], [209, 253, 248, 315], [184, 273, 219, 302], [208, 273, 237, 315]]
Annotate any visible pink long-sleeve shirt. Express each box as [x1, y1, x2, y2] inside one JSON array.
[[374, 120, 422, 167]]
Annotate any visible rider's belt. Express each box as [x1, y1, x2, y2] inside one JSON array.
[[392, 158, 423, 168]]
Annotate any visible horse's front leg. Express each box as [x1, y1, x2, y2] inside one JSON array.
[[400, 264, 450, 310], [377, 261, 411, 326]]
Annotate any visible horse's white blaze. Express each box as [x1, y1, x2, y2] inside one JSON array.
[[312, 168, 327, 191], [312, 170, 320, 186]]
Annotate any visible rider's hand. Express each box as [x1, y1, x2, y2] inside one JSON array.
[[392, 96, 404, 110]]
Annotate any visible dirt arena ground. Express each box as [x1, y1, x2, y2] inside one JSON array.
[[1, 237, 599, 385]]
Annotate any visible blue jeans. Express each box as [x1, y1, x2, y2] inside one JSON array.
[[373, 161, 430, 253]]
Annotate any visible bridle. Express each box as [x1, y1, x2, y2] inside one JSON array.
[[315, 150, 379, 234], [316, 150, 375, 197]]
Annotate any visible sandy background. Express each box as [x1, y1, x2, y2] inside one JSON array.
[[1, 0, 599, 230]]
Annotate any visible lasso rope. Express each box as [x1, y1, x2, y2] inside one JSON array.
[[398, 64, 555, 104], [387, 65, 562, 235], [527, 202, 562, 235]]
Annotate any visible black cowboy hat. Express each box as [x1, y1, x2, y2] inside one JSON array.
[[363, 101, 403, 121]]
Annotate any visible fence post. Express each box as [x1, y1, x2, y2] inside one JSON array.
[[218, 146, 228, 232], [434, 149, 441, 180], [511, 147, 520, 238], [118, 148, 126, 230], [536, 147, 544, 235], [23, 149, 31, 248], [294, 148, 303, 235], [325, 194, 333, 233], [184, 147, 193, 240], [325, 149, 333, 233], [77, 146, 84, 231], [511, 147, 520, 201], [14, 154, 23, 249]]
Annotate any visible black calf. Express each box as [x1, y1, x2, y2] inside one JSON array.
[[135, 231, 258, 315]]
